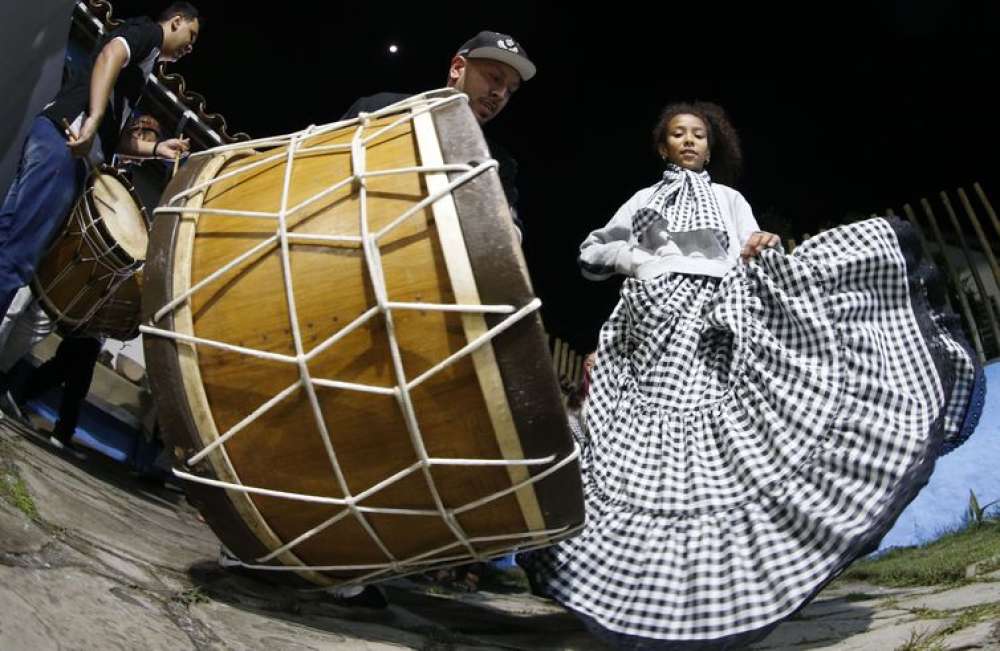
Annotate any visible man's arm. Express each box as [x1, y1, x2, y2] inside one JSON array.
[[66, 38, 130, 157], [117, 132, 189, 160]]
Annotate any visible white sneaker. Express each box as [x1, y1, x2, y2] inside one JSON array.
[[49, 435, 86, 460]]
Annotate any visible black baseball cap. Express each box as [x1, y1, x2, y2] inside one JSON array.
[[456, 31, 536, 81]]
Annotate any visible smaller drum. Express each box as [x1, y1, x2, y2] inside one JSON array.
[[32, 167, 149, 340]]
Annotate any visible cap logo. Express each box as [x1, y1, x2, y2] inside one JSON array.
[[497, 38, 519, 53]]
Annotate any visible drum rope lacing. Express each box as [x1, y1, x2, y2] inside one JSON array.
[[143, 90, 581, 586], [41, 174, 145, 332]]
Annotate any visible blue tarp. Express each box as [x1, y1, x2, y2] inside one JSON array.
[[878, 361, 999, 551]]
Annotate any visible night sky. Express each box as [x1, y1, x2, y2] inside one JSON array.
[[116, 1, 1000, 350]]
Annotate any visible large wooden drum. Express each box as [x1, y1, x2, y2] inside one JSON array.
[[143, 90, 583, 587]]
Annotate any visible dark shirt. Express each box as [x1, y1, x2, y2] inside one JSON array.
[[43, 17, 163, 162]]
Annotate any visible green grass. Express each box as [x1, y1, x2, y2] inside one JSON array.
[[894, 628, 947, 651], [942, 602, 1000, 635], [841, 519, 1000, 587], [1, 471, 38, 519], [892, 602, 1000, 650], [0, 437, 37, 520]]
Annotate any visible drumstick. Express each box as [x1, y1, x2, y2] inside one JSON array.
[[61, 118, 95, 173], [172, 113, 190, 179], [175, 112, 190, 140]]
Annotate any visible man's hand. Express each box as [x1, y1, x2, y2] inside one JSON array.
[[154, 137, 190, 160], [65, 115, 101, 158]]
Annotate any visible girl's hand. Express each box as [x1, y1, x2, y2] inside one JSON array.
[[741, 231, 780, 260]]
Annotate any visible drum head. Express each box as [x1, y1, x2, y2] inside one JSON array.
[[92, 172, 149, 262]]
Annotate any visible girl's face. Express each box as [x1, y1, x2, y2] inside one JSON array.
[[659, 113, 710, 172]]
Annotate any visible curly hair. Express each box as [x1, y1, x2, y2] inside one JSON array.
[[652, 101, 743, 186]]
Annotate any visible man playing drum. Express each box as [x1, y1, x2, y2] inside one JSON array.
[[0, 113, 168, 456], [0, 2, 200, 319], [342, 31, 535, 241]]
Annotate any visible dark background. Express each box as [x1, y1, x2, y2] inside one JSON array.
[[116, 1, 1000, 350]]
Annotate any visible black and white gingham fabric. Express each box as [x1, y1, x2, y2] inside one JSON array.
[[632, 164, 728, 250], [911, 259, 985, 453], [932, 309, 983, 453], [525, 217, 982, 649]]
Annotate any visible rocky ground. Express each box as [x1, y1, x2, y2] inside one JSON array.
[[2, 418, 998, 650]]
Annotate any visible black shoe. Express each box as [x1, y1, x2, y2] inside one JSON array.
[[330, 585, 388, 609], [516, 552, 552, 599], [0, 390, 28, 424]]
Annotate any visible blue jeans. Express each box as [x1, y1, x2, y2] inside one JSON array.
[[0, 116, 84, 318]]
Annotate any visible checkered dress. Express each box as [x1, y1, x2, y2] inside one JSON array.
[[525, 217, 982, 649]]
